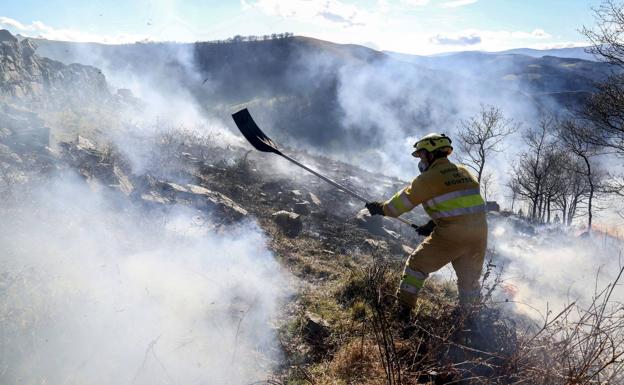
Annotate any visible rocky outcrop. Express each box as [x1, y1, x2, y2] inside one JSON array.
[[0, 29, 111, 109], [0, 103, 49, 151]]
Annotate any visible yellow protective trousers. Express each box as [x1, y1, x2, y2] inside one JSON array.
[[398, 215, 488, 307]]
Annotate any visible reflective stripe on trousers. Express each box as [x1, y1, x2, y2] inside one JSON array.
[[398, 267, 429, 306], [422, 188, 486, 219]]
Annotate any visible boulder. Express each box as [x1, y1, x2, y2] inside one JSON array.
[[77, 135, 97, 151], [302, 312, 331, 346], [141, 191, 170, 205], [401, 244, 415, 254], [162, 181, 189, 194], [185, 184, 248, 219], [363, 238, 388, 250], [382, 228, 401, 239], [272, 210, 302, 237], [308, 192, 322, 206], [113, 165, 134, 196], [293, 201, 311, 215]]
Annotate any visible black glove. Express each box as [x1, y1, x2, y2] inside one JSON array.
[[365, 201, 385, 216], [416, 220, 436, 236]]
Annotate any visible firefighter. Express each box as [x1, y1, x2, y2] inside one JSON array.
[[366, 133, 488, 317]]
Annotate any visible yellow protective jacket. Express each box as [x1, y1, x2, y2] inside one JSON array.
[[382, 158, 486, 224]]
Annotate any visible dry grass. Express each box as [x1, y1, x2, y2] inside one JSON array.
[[277, 259, 624, 385], [330, 338, 387, 384]]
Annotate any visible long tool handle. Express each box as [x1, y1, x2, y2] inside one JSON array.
[[278, 153, 418, 229]]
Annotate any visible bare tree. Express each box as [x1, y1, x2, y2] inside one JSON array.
[[509, 117, 556, 222], [457, 104, 519, 186], [553, 156, 590, 226], [507, 179, 520, 212], [558, 120, 605, 233], [583, 0, 624, 68], [581, 0, 624, 154], [480, 171, 496, 202]]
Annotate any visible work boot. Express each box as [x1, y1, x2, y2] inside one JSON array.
[[397, 302, 412, 323], [397, 303, 418, 338]]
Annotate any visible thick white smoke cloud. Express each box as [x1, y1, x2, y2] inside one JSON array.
[[487, 216, 623, 317], [332, 53, 543, 201], [0, 175, 289, 385]]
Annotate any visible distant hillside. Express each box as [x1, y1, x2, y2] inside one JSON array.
[[28, 35, 616, 172], [497, 46, 595, 61], [386, 50, 616, 108]]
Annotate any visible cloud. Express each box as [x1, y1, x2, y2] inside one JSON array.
[[441, 0, 477, 8], [0, 16, 27, 30], [427, 28, 553, 49], [401, 0, 430, 6], [511, 28, 552, 39], [430, 31, 482, 45], [246, 0, 370, 27], [0, 16, 150, 44]]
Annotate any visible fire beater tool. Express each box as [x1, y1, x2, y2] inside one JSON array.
[[231, 108, 419, 230]]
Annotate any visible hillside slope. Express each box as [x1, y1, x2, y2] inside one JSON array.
[[29, 35, 615, 174]]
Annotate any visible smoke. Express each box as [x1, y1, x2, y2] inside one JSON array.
[[34, 37, 551, 200], [0, 174, 289, 385], [487, 216, 624, 317], [28, 33, 623, 325], [428, 215, 623, 320], [35, 40, 244, 174]]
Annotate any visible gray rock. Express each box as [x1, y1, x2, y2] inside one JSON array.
[[0, 29, 111, 108], [272, 210, 302, 237], [185, 184, 248, 219], [302, 312, 330, 346], [364, 238, 388, 250], [162, 181, 189, 193], [293, 201, 311, 215], [308, 192, 322, 206], [401, 244, 415, 254], [141, 191, 170, 205], [112, 165, 134, 196], [145, 181, 248, 220], [383, 228, 401, 239], [77, 135, 96, 151]]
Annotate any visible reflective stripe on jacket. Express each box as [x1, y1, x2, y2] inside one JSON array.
[[383, 158, 485, 221]]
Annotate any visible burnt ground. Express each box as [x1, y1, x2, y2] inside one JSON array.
[[0, 132, 530, 385]]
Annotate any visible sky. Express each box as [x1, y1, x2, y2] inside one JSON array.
[[0, 0, 601, 54]]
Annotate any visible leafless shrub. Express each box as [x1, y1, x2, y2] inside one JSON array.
[[509, 264, 624, 385], [457, 104, 519, 193], [328, 259, 624, 385]]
